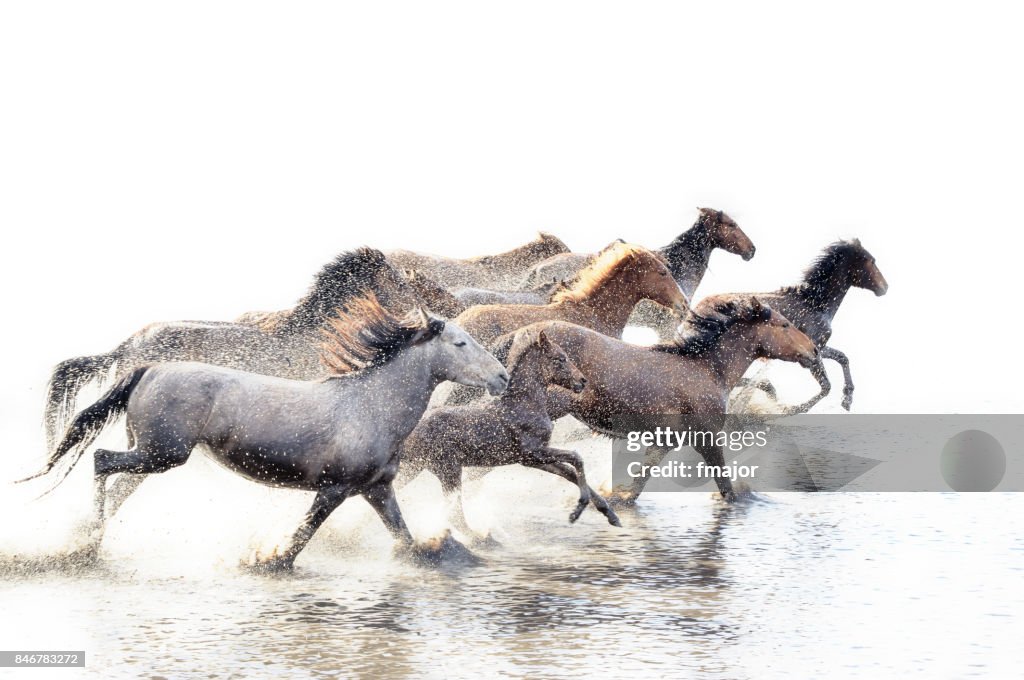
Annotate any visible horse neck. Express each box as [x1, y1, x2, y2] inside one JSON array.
[[498, 346, 549, 409], [333, 345, 441, 423], [661, 223, 713, 298], [559, 274, 642, 335], [796, 265, 853, 320], [701, 327, 760, 390]]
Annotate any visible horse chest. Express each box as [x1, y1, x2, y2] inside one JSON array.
[[507, 416, 553, 450]]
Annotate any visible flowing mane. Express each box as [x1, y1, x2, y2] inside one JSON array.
[[779, 239, 870, 296], [551, 242, 665, 304], [259, 248, 396, 333], [653, 294, 771, 357], [319, 293, 442, 375]]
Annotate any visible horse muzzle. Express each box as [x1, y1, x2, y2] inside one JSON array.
[[485, 371, 510, 396]]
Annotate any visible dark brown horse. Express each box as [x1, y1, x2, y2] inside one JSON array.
[[398, 328, 620, 534], [522, 208, 754, 294], [492, 296, 820, 503], [451, 242, 690, 347], [520, 208, 755, 338], [732, 239, 887, 411], [386, 232, 569, 289], [23, 295, 509, 569]]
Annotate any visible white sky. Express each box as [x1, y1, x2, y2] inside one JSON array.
[[1, 1, 1022, 473]]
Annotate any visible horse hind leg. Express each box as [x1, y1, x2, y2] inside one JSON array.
[[252, 485, 350, 571], [526, 448, 621, 527], [536, 462, 621, 527], [91, 444, 193, 537], [105, 474, 148, 518], [820, 345, 854, 410]]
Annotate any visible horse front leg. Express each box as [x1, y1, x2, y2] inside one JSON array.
[[820, 345, 854, 410], [362, 481, 415, 546], [435, 466, 475, 537], [254, 484, 350, 571], [364, 480, 477, 565], [692, 442, 736, 502]]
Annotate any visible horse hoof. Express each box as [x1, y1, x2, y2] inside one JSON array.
[[471, 532, 503, 549], [604, 492, 638, 508], [403, 532, 482, 567], [605, 510, 622, 527], [243, 550, 295, 573], [568, 500, 587, 524]]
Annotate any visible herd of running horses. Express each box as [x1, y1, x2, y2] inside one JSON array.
[[21, 207, 888, 568]]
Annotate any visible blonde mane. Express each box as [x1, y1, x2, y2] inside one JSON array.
[[551, 242, 665, 304]]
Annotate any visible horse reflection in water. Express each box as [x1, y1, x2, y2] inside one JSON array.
[[20, 294, 509, 570]]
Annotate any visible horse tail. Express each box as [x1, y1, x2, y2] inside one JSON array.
[[20, 366, 150, 491], [43, 343, 128, 452]]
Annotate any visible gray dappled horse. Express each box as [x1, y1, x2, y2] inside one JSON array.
[[22, 296, 509, 569]]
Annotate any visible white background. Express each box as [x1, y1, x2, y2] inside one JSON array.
[[2, 1, 1023, 470]]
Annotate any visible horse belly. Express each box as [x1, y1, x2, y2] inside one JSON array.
[[210, 444, 320, 489]]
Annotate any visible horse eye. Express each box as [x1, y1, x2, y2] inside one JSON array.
[[454, 341, 467, 347], [782, 322, 790, 328]]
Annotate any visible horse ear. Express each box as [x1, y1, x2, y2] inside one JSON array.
[[427, 317, 445, 337], [538, 329, 552, 347], [416, 306, 430, 327], [749, 296, 768, 318]]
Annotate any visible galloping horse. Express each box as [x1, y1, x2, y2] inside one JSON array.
[[21, 296, 509, 569], [521, 208, 755, 294], [386, 232, 569, 290], [520, 208, 755, 338], [44, 248, 418, 450], [451, 242, 691, 347], [492, 296, 820, 504], [732, 239, 887, 411], [399, 328, 620, 534]]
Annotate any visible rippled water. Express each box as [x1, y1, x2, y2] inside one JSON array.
[[3, 445, 1022, 679]]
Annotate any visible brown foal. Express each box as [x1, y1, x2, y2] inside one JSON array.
[[398, 328, 621, 534]]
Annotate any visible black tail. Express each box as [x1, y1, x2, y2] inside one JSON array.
[[43, 344, 127, 452], [21, 366, 150, 491]]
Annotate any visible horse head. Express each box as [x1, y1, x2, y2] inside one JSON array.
[[698, 207, 756, 261], [424, 311, 509, 395]]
